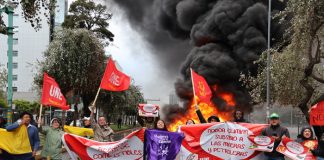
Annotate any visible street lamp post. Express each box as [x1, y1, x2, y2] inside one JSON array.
[[0, 5, 14, 125], [266, 0, 272, 122]]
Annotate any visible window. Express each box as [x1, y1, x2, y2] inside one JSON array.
[[7, 87, 18, 92], [12, 75, 17, 81], [13, 63, 18, 69], [13, 38, 18, 45], [13, 50, 18, 57], [13, 26, 18, 33], [13, 14, 19, 16]]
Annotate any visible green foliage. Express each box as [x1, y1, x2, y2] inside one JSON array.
[[0, 98, 7, 108], [34, 28, 106, 96], [0, 0, 57, 33], [62, 0, 114, 42], [13, 100, 39, 112], [98, 85, 145, 117], [242, 0, 324, 115], [0, 64, 6, 100], [35, 28, 145, 117]]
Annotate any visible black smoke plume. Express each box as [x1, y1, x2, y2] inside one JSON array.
[[109, 0, 287, 122]]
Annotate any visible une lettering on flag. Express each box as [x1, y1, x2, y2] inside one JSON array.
[[191, 68, 212, 104], [310, 101, 324, 125], [100, 58, 131, 91], [41, 73, 69, 110]]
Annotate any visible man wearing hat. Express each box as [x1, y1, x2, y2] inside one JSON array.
[[261, 113, 290, 160]]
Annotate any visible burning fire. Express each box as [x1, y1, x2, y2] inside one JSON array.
[[167, 92, 236, 131]]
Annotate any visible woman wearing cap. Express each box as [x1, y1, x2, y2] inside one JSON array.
[[39, 118, 64, 160]]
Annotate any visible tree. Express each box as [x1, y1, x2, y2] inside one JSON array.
[[34, 28, 107, 115], [35, 28, 145, 118], [13, 100, 39, 113], [242, 0, 324, 121], [62, 0, 114, 42], [98, 84, 145, 124], [0, 0, 57, 33], [0, 64, 7, 106]]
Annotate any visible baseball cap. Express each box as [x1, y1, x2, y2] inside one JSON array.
[[269, 113, 280, 119]]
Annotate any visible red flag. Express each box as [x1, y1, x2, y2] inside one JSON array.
[[191, 68, 212, 104], [41, 73, 69, 110], [100, 58, 131, 91], [310, 101, 324, 125]]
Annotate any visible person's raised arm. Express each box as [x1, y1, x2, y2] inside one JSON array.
[[6, 119, 22, 131], [195, 105, 207, 123]]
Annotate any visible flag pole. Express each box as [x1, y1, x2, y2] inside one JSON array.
[[38, 104, 43, 128], [92, 87, 101, 107], [190, 68, 197, 105], [92, 87, 101, 121]]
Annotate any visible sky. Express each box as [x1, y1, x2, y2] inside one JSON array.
[[104, 4, 176, 106]]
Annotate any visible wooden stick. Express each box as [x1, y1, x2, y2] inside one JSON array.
[[92, 87, 101, 108], [38, 104, 43, 128], [190, 68, 198, 105]]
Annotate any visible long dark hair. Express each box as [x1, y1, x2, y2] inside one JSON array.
[[154, 119, 168, 131]]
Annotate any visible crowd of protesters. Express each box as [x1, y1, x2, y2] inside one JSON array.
[[1, 105, 324, 160]]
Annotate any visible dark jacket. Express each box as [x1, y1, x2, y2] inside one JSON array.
[[261, 124, 290, 157], [196, 109, 207, 123], [311, 126, 324, 157]]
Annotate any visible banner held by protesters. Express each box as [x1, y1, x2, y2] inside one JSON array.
[[138, 104, 159, 117], [276, 137, 309, 160], [178, 122, 268, 160], [63, 128, 145, 160], [145, 129, 184, 160], [248, 135, 275, 152]]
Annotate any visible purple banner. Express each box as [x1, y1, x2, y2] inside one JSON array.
[[145, 129, 184, 160]]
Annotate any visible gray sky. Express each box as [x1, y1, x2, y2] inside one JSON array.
[[105, 5, 175, 106]]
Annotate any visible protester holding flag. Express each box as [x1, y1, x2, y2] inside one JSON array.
[[89, 105, 114, 142], [261, 113, 290, 160], [38, 118, 64, 160], [6, 112, 40, 160]]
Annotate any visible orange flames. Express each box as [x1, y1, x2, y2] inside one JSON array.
[[167, 91, 236, 132]]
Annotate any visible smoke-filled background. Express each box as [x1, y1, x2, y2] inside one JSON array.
[[108, 0, 287, 122]]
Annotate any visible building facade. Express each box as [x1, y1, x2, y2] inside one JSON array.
[[0, 0, 67, 101]]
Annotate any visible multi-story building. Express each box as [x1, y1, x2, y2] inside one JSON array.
[[0, 0, 67, 102], [169, 92, 179, 105]]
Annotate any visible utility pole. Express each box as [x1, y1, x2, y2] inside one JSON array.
[[0, 4, 14, 124], [266, 0, 272, 122]]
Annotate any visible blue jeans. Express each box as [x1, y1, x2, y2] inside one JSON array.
[[317, 157, 324, 160]]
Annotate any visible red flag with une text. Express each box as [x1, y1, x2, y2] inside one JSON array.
[[310, 101, 324, 125], [41, 73, 69, 110], [100, 58, 130, 91], [191, 68, 212, 104]]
